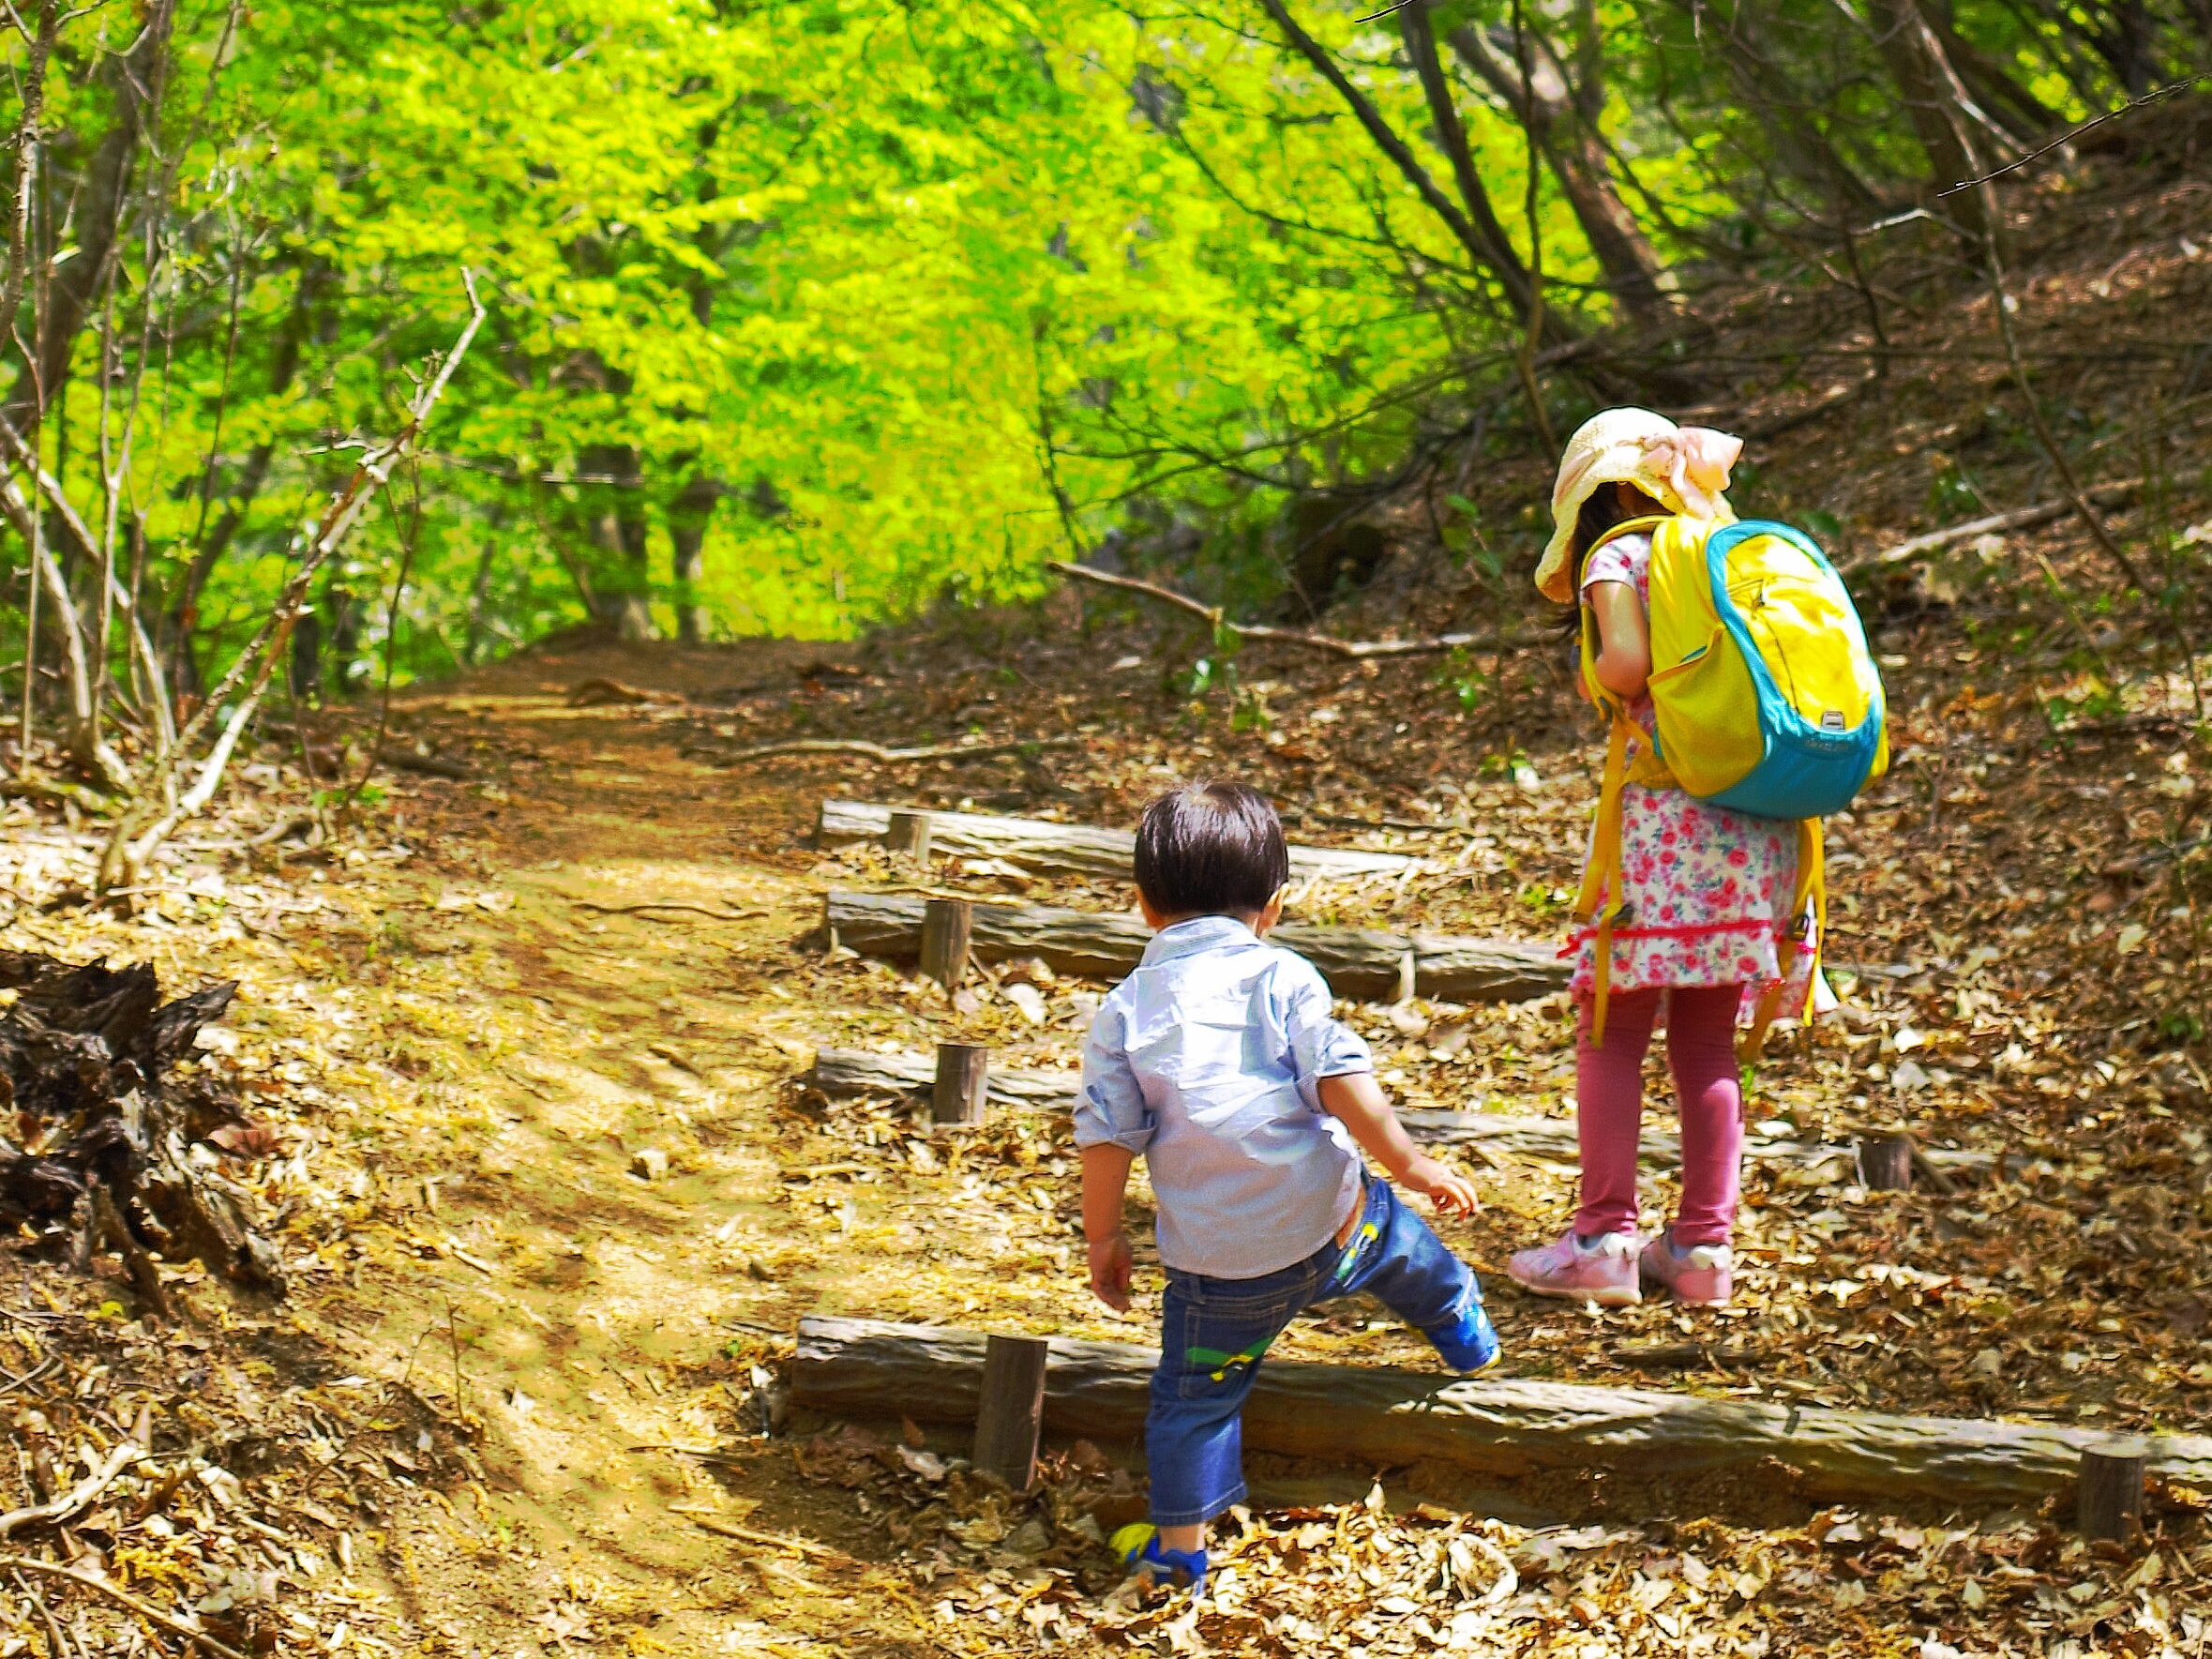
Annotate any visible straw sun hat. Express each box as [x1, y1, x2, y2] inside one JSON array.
[[1533, 408, 1744, 603]]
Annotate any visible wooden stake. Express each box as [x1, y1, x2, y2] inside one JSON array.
[[886, 809, 933, 866], [1858, 1133, 1915, 1191], [932, 1044, 990, 1127], [920, 897, 972, 988], [972, 1334, 1050, 1492], [2079, 1438, 2149, 1543]]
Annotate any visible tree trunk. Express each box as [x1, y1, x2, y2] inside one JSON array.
[[1667, 0, 1884, 219], [1860, 0, 1995, 223], [1922, 1, 2060, 144], [667, 473, 719, 646], [461, 509, 504, 665], [1254, 0, 1572, 340], [1395, 2, 1543, 314], [579, 444, 655, 641], [165, 259, 329, 694], [1, 0, 178, 430], [1447, 23, 1672, 322]]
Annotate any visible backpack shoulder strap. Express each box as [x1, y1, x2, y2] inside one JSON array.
[[1571, 513, 1678, 1046]]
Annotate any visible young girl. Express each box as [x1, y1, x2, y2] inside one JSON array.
[[1506, 407, 1815, 1310]]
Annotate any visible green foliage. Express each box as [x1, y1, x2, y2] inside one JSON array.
[[0, 0, 2193, 688]]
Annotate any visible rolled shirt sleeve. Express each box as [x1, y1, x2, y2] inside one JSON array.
[[1277, 958, 1372, 1111], [1075, 995, 1155, 1154]]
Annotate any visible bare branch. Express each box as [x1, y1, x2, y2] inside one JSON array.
[[1938, 72, 2212, 197], [1045, 560, 1522, 657], [97, 271, 488, 888], [0, 1554, 250, 1659], [1845, 479, 2142, 571], [713, 735, 1082, 767], [0, 1402, 148, 1539]]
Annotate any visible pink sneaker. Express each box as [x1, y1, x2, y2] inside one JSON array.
[[1640, 1229, 1734, 1306], [1507, 1229, 1642, 1307]]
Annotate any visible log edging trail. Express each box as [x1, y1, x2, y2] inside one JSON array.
[[792, 1317, 2212, 1513], [805, 1048, 1996, 1176], [818, 798, 1414, 882], [820, 891, 1568, 1003]]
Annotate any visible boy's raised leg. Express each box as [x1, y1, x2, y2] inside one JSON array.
[[1334, 1182, 1498, 1372]]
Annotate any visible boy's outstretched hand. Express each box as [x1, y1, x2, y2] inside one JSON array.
[[1088, 1230, 1134, 1311], [1319, 1073, 1483, 1217], [1401, 1154, 1481, 1215]]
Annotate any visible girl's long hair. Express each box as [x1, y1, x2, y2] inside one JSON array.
[[1552, 483, 1668, 642], [1571, 483, 1665, 574]]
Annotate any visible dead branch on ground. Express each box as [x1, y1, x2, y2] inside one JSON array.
[[571, 899, 761, 921], [715, 735, 1081, 767], [0, 1554, 251, 1659], [1852, 478, 2143, 570], [1046, 560, 1522, 657], [0, 1403, 149, 1540]]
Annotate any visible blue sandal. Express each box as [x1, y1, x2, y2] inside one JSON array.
[[1425, 1301, 1502, 1373], [1110, 1523, 1208, 1594]]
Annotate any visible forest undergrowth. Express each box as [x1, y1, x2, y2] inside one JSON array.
[[2, 129, 2212, 1659]]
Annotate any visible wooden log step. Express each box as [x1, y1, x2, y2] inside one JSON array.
[[805, 1048, 1994, 1176], [792, 1316, 2212, 1512], [820, 891, 1567, 1004], [809, 1047, 1077, 1111], [817, 798, 1412, 882]]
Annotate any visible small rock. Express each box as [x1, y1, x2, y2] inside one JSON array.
[[631, 1147, 670, 1181], [1003, 983, 1048, 1026]]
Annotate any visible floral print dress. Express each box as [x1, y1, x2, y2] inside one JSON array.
[[1570, 533, 1818, 1015]]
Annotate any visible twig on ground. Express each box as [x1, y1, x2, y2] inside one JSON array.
[[0, 1554, 250, 1659], [0, 1401, 149, 1539], [681, 1516, 850, 1561], [244, 809, 317, 848], [571, 899, 761, 921], [1045, 560, 1519, 657], [628, 1443, 750, 1468], [377, 745, 472, 780], [0, 1356, 56, 1396], [1856, 479, 2143, 570], [566, 676, 678, 708], [0, 773, 113, 814], [715, 735, 1080, 767], [1745, 372, 1877, 441], [10, 1568, 71, 1659]]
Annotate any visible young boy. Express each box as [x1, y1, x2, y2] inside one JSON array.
[[1076, 780, 1498, 1595]]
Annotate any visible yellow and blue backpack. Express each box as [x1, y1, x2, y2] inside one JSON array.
[[1573, 513, 1888, 1050]]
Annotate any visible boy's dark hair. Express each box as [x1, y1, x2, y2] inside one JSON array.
[[1134, 780, 1290, 918]]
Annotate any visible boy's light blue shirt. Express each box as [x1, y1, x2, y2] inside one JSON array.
[[1076, 914, 1373, 1280]]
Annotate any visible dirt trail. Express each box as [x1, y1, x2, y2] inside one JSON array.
[[263, 641, 964, 1654]]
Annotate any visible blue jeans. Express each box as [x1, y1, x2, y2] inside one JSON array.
[[1146, 1178, 1482, 1526]]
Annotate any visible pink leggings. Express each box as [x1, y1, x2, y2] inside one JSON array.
[[1574, 985, 1743, 1247]]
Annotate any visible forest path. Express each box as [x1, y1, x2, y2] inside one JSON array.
[[279, 640, 956, 1656]]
